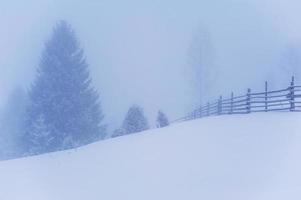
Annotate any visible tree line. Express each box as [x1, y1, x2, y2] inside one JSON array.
[[0, 21, 169, 160]]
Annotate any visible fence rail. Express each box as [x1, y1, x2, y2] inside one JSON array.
[[172, 76, 301, 123]]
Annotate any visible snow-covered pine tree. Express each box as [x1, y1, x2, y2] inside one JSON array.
[[27, 114, 52, 155], [24, 21, 106, 155], [111, 128, 125, 138], [122, 105, 149, 135], [156, 110, 169, 128]]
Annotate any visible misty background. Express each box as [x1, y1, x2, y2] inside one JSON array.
[[0, 0, 301, 132]]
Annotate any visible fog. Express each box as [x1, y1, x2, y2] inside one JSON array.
[[0, 0, 301, 131]]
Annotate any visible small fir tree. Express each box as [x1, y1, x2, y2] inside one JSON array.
[[122, 105, 149, 135], [156, 110, 169, 128]]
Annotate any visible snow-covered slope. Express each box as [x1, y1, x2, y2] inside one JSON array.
[[0, 113, 301, 200]]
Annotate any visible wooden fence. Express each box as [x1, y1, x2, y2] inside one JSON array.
[[173, 76, 301, 123]]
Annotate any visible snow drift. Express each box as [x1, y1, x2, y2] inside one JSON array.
[[0, 113, 301, 200]]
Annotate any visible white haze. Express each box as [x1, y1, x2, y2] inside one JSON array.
[[0, 0, 300, 131]]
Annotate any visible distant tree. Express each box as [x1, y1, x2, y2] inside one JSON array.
[[270, 42, 301, 88], [122, 105, 149, 135], [156, 110, 169, 128], [187, 26, 217, 105], [24, 21, 106, 155], [280, 43, 301, 80], [0, 87, 28, 159]]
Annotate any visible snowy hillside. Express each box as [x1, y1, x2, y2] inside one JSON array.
[[0, 113, 301, 200]]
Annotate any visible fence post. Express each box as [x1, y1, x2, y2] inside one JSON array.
[[199, 105, 202, 118], [207, 102, 210, 116], [218, 95, 222, 115], [230, 92, 234, 114], [246, 88, 251, 113], [290, 76, 295, 111], [265, 81, 268, 112]]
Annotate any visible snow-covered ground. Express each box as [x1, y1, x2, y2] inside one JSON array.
[[0, 113, 301, 200]]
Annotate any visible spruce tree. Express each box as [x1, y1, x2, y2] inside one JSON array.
[[24, 21, 105, 154], [156, 110, 169, 128], [111, 128, 125, 138], [122, 105, 149, 135]]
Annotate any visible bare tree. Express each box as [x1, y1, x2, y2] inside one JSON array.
[[187, 26, 218, 105]]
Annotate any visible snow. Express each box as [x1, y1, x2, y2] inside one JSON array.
[[0, 113, 301, 200]]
